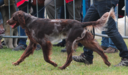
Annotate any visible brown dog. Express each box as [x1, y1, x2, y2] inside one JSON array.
[[7, 8, 115, 69]]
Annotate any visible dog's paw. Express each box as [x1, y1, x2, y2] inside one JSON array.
[[105, 61, 111, 67], [53, 63, 57, 67], [58, 66, 65, 70], [12, 62, 19, 66]]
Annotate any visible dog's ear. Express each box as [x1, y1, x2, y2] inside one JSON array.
[[17, 11, 26, 28]]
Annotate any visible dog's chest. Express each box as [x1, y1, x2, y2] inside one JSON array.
[[45, 34, 66, 44]]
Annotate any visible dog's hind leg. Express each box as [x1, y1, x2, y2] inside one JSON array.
[[41, 40, 57, 67], [59, 41, 73, 70], [12, 41, 37, 65], [80, 39, 111, 66]]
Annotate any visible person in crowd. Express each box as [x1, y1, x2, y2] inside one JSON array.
[[45, 0, 82, 21], [83, 0, 117, 53], [101, 6, 118, 53], [72, 0, 128, 66], [0, 12, 4, 49], [13, 0, 45, 51], [45, 0, 82, 52], [53, 6, 69, 47], [0, 0, 5, 49], [103, 0, 128, 53], [118, 0, 124, 18], [126, 0, 128, 15]]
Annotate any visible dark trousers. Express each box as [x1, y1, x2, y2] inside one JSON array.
[[83, 0, 128, 60], [45, 0, 82, 21]]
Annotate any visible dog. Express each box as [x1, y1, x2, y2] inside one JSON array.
[[118, 16, 128, 36], [0, 1, 18, 49], [7, 8, 115, 69]]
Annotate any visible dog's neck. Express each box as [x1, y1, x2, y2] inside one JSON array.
[[25, 15, 38, 28]]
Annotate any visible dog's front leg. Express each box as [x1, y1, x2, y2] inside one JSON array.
[[41, 40, 57, 67], [12, 41, 37, 65], [59, 41, 73, 70]]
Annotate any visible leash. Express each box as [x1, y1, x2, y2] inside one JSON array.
[[33, 0, 53, 16], [92, 26, 95, 39]]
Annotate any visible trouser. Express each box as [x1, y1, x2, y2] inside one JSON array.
[[126, 0, 128, 15], [45, 0, 82, 21], [101, 31, 117, 49], [0, 0, 4, 6], [101, 6, 118, 49], [83, 0, 128, 60]]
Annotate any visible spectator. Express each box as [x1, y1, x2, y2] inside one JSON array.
[[53, 6, 69, 47], [0, 12, 4, 49], [83, 0, 117, 53], [101, 31, 118, 53], [45, 0, 82, 23], [126, 0, 128, 15], [53, 6, 83, 48], [101, 6, 118, 53], [103, 0, 128, 53], [45, 0, 82, 52], [0, 0, 4, 49], [13, 0, 45, 51], [72, 0, 128, 66], [0, 0, 3, 6], [118, 0, 124, 18]]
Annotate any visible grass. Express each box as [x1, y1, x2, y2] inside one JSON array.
[[0, 39, 128, 75]]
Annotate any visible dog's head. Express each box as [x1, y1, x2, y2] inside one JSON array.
[[7, 11, 29, 29]]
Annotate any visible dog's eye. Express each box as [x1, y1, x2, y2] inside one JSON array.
[[13, 17, 15, 20]]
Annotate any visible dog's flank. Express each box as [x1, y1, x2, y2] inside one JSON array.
[[7, 9, 112, 70]]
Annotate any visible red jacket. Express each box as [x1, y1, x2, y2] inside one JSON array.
[[16, 0, 73, 8], [16, 0, 29, 8], [65, 0, 73, 3]]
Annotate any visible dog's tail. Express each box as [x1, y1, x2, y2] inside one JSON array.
[[81, 7, 116, 31]]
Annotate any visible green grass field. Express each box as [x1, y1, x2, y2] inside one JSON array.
[[0, 39, 128, 75]]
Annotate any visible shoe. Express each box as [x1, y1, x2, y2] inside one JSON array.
[[104, 47, 118, 53], [53, 42, 65, 47], [12, 44, 27, 51], [114, 58, 128, 66], [78, 43, 83, 47], [72, 53, 93, 65], [101, 46, 108, 50], [35, 44, 41, 50], [61, 48, 76, 52], [61, 48, 67, 52], [1, 41, 6, 46]]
